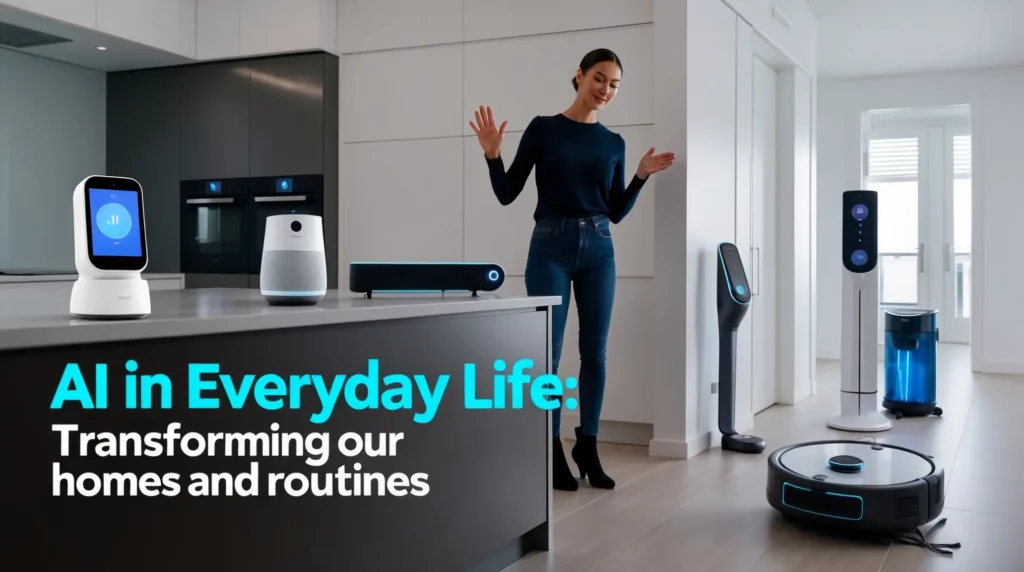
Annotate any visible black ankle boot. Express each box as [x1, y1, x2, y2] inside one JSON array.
[[552, 436, 579, 491], [571, 427, 615, 489]]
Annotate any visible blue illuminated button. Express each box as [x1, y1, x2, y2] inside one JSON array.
[[488, 270, 499, 281], [276, 178, 293, 192], [851, 204, 869, 221], [735, 284, 746, 295], [851, 250, 868, 266], [96, 203, 132, 240], [208, 181, 221, 193]]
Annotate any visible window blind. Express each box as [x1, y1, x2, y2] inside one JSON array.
[[867, 137, 919, 178], [953, 135, 971, 175]]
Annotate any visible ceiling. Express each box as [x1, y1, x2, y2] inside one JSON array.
[[0, 4, 191, 72], [805, 0, 1024, 78]]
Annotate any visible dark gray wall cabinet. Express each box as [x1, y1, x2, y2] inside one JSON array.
[[106, 51, 339, 281], [179, 60, 252, 181], [106, 66, 185, 274], [249, 54, 325, 177]]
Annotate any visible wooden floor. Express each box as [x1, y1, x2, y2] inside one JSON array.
[[504, 344, 1024, 571]]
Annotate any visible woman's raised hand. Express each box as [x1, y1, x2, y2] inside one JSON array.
[[469, 105, 507, 160], [636, 147, 676, 179]]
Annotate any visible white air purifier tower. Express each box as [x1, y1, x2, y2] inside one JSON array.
[[827, 190, 891, 432], [260, 214, 327, 306]]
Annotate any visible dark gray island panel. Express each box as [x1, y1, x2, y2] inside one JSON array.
[[0, 291, 557, 572]]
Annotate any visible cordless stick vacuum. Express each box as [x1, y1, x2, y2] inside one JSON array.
[[717, 242, 766, 454]]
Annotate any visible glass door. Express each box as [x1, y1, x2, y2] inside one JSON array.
[[863, 109, 972, 345], [864, 129, 930, 329]]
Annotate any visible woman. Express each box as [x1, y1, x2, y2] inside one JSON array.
[[469, 49, 675, 491]]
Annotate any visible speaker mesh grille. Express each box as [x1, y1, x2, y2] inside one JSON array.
[[260, 251, 326, 293]]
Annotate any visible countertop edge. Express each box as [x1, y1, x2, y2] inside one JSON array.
[[0, 295, 562, 352]]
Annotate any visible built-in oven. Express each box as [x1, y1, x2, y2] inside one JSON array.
[[248, 175, 323, 274], [180, 178, 252, 275]]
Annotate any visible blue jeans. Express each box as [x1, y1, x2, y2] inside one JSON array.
[[525, 215, 616, 438]]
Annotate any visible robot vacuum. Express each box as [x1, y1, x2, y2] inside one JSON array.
[[767, 440, 945, 532]]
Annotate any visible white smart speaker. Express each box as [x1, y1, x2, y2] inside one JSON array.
[[70, 175, 151, 319], [260, 214, 327, 305]]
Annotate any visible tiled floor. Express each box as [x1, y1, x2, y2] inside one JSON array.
[[504, 344, 1024, 571]]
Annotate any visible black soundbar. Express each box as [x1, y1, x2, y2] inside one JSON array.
[[349, 262, 505, 298]]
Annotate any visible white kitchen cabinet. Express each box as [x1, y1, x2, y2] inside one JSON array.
[[339, 0, 461, 53], [238, 0, 336, 57], [196, 0, 240, 60], [463, 0, 652, 42], [3, 0, 97, 28], [96, 0, 197, 58]]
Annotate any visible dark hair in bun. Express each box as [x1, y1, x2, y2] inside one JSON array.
[[571, 48, 623, 91]]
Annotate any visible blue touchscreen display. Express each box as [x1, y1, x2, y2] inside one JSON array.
[[89, 188, 142, 257]]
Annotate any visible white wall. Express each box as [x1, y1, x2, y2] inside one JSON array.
[[817, 65, 1024, 375], [652, 0, 817, 458], [0, 47, 106, 270], [337, 1, 659, 435], [684, 0, 739, 452]]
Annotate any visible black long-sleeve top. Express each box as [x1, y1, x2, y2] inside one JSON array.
[[484, 114, 647, 224]]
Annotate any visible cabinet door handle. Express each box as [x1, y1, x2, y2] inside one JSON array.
[[186, 198, 234, 205], [919, 243, 925, 273], [255, 195, 308, 203], [945, 242, 951, 272]]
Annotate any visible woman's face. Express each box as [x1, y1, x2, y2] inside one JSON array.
[[577, 61, 621, 110]]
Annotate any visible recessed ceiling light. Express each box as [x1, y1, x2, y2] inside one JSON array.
[[96, 46, 107, 51]]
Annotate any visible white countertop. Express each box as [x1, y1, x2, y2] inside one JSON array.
[[0, 272, 183, 284], [0, 288, 561, 352]]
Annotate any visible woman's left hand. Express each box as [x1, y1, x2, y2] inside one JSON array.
[[636, 147, 675, 179]]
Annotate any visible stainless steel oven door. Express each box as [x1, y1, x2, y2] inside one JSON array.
[[181, 196, 252, 274]]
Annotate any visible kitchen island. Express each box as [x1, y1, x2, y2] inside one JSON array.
[[0, 288, 560, 572]]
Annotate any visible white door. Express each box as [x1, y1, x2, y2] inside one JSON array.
[[942, 130, 972, 342], [750, 56, 778, 413], [864, 115, 971, 344]]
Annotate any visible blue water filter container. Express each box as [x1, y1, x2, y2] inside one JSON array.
[[882, 309, 942, 418]]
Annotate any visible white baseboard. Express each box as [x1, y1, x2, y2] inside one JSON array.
[[649, 431, 712, 459], [980, 360, 1024, 375], [737, 413, 755, 435], [560, 415, 653, 446], [648, 438, 688, 458]]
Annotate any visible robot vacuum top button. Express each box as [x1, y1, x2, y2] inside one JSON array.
[[828, 454, 864, 473]]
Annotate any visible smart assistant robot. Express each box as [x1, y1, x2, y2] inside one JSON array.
[[827, 190, 891, 432], [260, 214, 327, 305], [70, 175, 151, 319]]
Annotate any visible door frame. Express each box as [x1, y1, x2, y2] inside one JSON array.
[[749, 52, 779, 414]]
